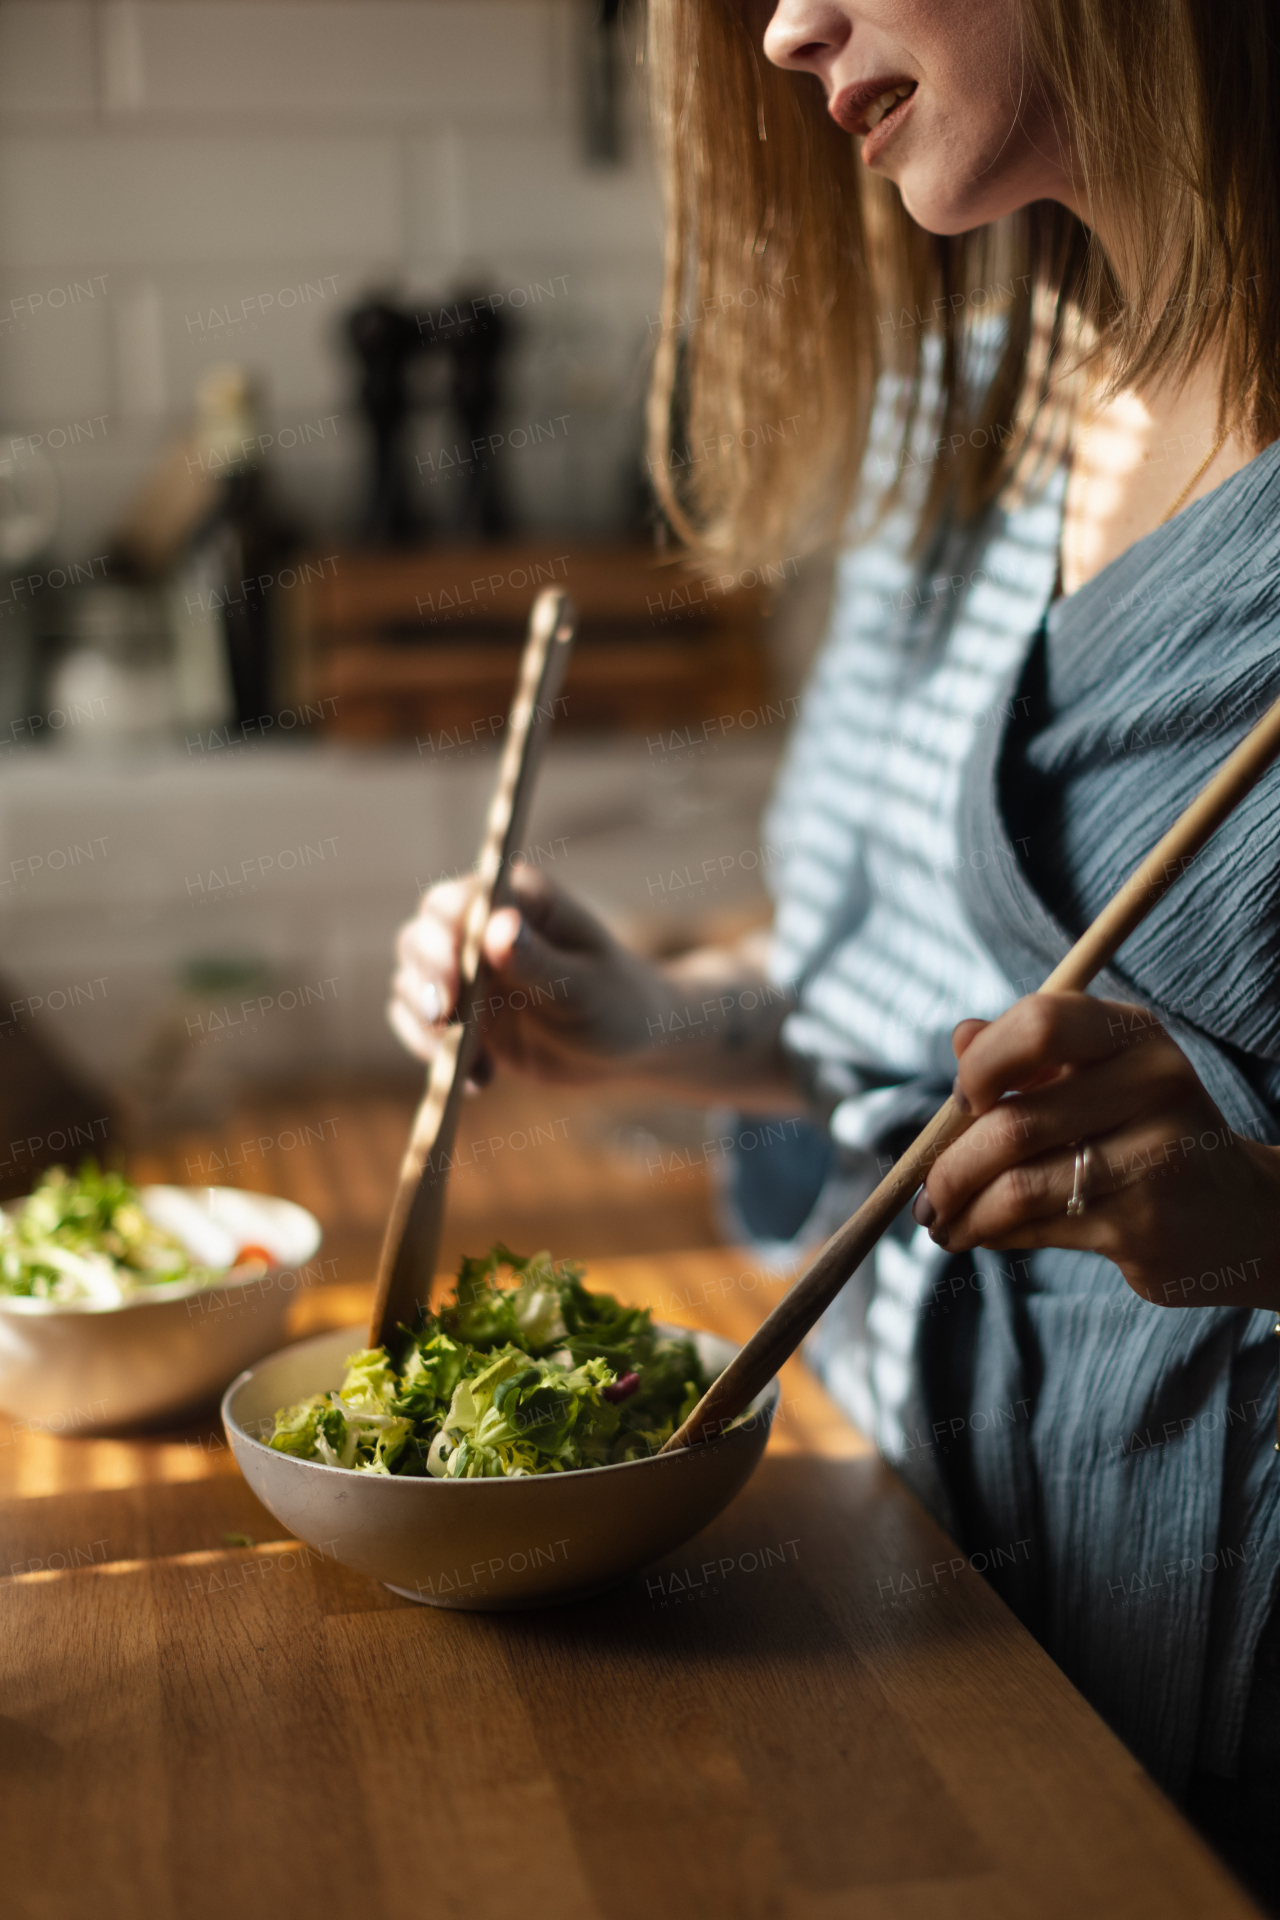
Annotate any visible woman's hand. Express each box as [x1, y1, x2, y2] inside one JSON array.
[[389, 865, 802, 1105], [388, 866, 672, 1086], [911, 992, 1280, 1311]]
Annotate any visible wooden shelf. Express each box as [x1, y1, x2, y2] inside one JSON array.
[[283, 540, 770, 741]]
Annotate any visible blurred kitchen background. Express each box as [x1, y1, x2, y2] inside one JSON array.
[[0, 0, 831, 1271]]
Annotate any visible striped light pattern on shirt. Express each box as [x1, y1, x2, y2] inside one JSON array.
[[766, 467, 1066, 1089], [760, 428, 1066, 1459]]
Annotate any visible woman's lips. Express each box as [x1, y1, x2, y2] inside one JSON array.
[[829, 76, 918, 157]]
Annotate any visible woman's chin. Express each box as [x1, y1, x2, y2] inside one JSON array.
[[894, 172, 1043, 238], [890, 133, 1075, 238]]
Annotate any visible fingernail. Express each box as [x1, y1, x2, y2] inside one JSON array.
[[929, 1224, 950, 1248], [419, 980, 442, 1024], [912, 1187, 936, 1228], [951, 1076, 970, 1113], [486, 906, 522, 951]]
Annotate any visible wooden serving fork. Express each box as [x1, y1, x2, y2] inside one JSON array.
[[368, 588, 576, 1348]]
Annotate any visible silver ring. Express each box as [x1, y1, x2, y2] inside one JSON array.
[[1066, 1141, 1093, 1217]]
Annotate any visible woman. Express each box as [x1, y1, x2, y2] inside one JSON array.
[[391, 1, 1280, 1901]]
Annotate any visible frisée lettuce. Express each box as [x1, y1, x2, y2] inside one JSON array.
[[268, 1244, 711, 1478], [0, 1161, 222, 1305]]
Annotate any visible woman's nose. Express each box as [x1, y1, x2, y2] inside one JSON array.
[[762, 1, 854, 73]]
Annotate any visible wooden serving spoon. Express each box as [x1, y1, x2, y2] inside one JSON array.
[[662, 688, 1280, 1453], [368, 588, 577, 1349]]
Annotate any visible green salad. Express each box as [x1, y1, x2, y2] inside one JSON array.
[[0, 1161, 218, 1305], [269, 1245, 711, 1479]]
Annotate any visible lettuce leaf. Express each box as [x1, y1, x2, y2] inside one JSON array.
[[268, 1395, 327, 1458]]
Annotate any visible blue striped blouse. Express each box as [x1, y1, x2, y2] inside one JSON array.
[[753, 404, 1280, 1797]]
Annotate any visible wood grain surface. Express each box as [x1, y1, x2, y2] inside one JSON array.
[[0, 1250, 1260, 1920]]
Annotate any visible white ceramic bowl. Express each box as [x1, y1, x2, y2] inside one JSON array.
[[223, 1322, 778, 1610], [0, 1186, 322, 1432]]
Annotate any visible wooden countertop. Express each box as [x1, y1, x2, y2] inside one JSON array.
[[0, 1250, 1259, 1920]]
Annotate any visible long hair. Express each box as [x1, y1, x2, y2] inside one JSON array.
[[645, 0, 1279, 571]]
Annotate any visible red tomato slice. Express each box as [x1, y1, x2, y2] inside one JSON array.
[[233, 1243, 275, 1269]]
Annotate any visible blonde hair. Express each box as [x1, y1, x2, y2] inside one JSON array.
[[645, 0, 1278, 570]]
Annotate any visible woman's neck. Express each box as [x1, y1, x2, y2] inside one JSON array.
[[1054, 198, 1260, 595], [1058, 348, 1254, 597]]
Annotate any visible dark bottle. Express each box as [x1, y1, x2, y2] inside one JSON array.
[[432, 295, 510, 541], [177, 365, 295, 733], [347, 298, 424, 547]]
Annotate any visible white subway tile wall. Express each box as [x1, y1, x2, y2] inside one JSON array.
[[0, 134, 406, 262], [0, 1, 97, 117], [0, 0, 664, 554]]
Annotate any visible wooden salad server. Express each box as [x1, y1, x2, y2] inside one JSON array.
[[368, 588, 577, 1348], [662, 688, 1280, 1452]]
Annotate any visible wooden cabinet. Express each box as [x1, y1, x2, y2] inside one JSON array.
[[282, 541, 771, 741]]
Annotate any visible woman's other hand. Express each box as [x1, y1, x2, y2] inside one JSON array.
[[912, 993, 1280, 1311], [388, 865, 672, 1086]]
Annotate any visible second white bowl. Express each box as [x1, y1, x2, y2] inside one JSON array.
[[0, 1185, 322, 1432]]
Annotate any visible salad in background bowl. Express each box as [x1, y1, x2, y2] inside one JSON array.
[[0, 1161, 322, 1431]]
